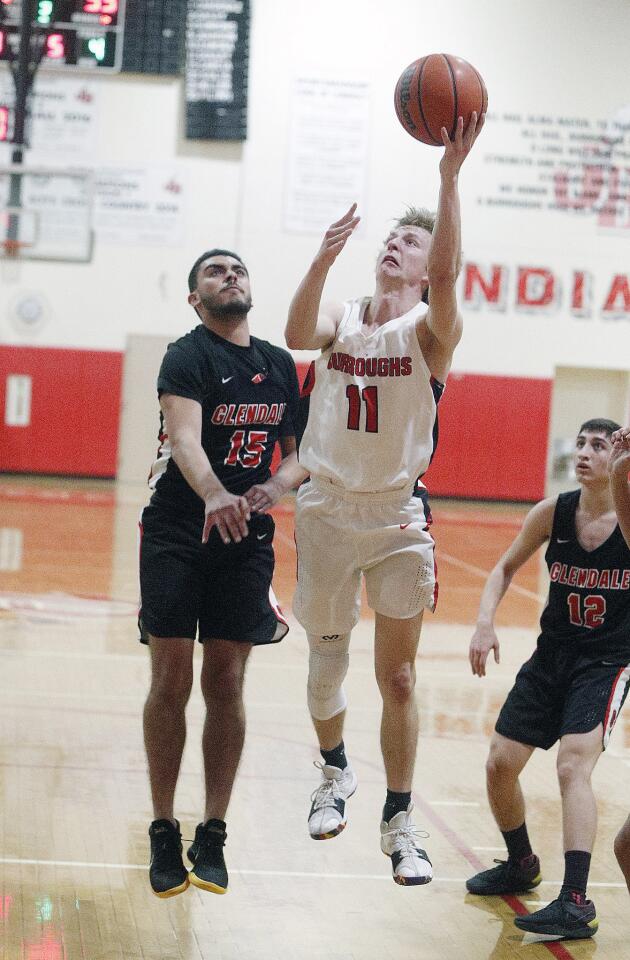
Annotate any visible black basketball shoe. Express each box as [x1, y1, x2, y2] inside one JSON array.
[[466, 855, 542, 895], [148, 819, 189, 898], [187, 820, 229, 894], [514, 893, 598, 939]]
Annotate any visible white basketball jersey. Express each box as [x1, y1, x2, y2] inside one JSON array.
[[299, 297, 443, 492]]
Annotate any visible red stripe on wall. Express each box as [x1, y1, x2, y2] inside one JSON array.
[[0, 346, 123, 477], [424, 372, 552, 501]]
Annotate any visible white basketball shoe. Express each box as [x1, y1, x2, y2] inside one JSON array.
[[380, 804, 433, 885], [308, 761, 358, 839]]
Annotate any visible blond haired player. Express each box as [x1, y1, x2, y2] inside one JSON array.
[[285, 113, 484, 884]]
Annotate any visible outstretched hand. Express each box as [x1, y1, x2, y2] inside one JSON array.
[[610, 426, 630, 479], [314, 203, 361, 270], [440, 112, 485, 177]]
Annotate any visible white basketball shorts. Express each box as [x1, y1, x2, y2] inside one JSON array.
[[293, 476, 437, 635]]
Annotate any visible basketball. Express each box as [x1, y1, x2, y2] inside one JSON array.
[[394, 53, 488, 145]]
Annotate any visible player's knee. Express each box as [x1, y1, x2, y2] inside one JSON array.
[[150, 666, 193, 709], [378, 661, 415, 704], [307, 633, 350, 721], [614, 819, 630, 865], [202, 663, 246, 703], [486, 741, 518, 784], [556, 753, 586, 793]]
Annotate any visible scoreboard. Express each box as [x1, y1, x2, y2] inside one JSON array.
[[0, 0, 125, 71]]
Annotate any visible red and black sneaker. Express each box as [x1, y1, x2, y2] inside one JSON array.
[[514, 893, 598, 939], [466, 855, 542, 895]]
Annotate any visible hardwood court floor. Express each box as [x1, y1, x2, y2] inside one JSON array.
[[1, 477, 629, 960]]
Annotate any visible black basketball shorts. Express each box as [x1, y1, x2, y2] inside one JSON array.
[[138, 502, 288, 645], [495, 641, 630, 750]]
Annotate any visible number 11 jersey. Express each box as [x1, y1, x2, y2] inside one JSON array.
[[298, 297, 444, 493]]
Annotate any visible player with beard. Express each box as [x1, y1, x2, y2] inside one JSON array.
[[140, 249, 306, 899]]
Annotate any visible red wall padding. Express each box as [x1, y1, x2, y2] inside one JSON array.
[[0, 350, 551, 497], [0, 346, 122, 477], [295, 362, 552, 503], [423, 372, 552, 501]]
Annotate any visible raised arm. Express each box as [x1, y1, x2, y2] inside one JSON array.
[[469, 496, 555, 677], [285, 204, 360, 350], [160, 393, 250, 545], [609, 426, 630, 549], [422, 113, 485, 365]]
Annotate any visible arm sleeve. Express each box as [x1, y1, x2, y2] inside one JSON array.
[[156, 342, 205, 402]]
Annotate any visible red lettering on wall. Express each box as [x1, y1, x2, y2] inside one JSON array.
[[603, 275, 630, 315], [517, 268, 555, 308], [463, 264, 505, 306], [571, 271, 592, 317]]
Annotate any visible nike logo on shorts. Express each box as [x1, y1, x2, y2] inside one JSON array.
[[256, 533, 267, 540], [222, 376, 233, 383], [400, 522, 412, 530], [556, 538, 571, 543]]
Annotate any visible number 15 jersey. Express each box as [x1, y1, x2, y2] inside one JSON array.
[[298, 297, 444, 493]]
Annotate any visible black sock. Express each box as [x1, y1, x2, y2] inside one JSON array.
[[321, 741, 347, 770], [560, 850, 591, 899], [382, 790, 412, 822], [502, 823, 533, 863]]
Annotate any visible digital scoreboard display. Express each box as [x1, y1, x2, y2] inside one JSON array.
[[0, 0, 125, 71]]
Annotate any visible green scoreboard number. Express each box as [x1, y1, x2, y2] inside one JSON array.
[[0, 0, 126, 71]]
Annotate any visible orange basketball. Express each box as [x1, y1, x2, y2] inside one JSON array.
[[394, 54, 487, 145]]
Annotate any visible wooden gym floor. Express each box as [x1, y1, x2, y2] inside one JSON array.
[[1, 476, 629, 960]]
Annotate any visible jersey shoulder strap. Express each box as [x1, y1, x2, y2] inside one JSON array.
[[550, 489, 581, 541]]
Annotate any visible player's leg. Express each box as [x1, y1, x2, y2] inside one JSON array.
[[200, 638, 253, 822], [513, 726, 602, 939], [186, 638, 252, 895], [466, 732, 541, 895], [293, 482, 361, 839], [187, 518, 285, 892], [513, 656, 630, 938], [374, 609, 432, 885], [469, 646, 565, 897], [139, 503, 200, 898], [307, 632, 358, 839], [486, 732, 534, 832], [143, 635, 195, 898], [614, 816, 630, 893]]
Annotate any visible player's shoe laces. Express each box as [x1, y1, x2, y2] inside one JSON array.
[[187, 821, 229, 894], [514, 893, 598, 939], [148, 819, 189, 898], [380, 805, 433, 886], [466, 855, 542, 895], [308, 761, 358, 839]]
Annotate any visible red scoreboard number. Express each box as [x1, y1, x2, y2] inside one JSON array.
[[0, 1, 124, 70]]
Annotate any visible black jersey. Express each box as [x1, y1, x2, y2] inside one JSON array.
[[539, 490, 630, 660], [148, 324, 300, 515]]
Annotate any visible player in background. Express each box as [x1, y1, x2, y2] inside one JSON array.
[[140, 249, 305, 898], [285, 113, 484, 884], [608, 423, 630, 896], [466, 418, 630, 940]]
